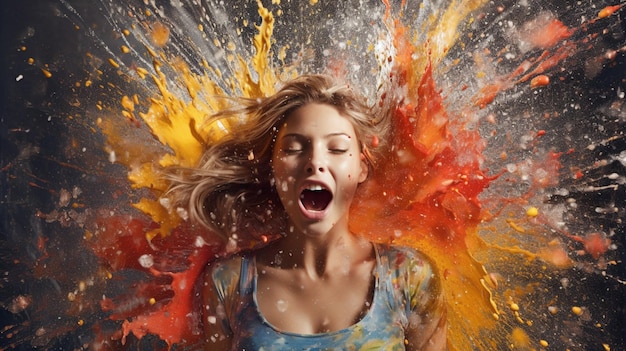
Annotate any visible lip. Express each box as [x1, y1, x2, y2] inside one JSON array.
[[297, 179, 333, 220]]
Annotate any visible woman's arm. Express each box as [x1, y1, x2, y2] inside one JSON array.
[[201, 262, 235, 351]]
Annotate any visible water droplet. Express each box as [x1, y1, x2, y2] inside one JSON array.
[[138, 254, 154, 268], [276, 299, 288, 312]]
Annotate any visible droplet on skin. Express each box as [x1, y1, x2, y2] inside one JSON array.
[[526, 207, 539, 217], [572, 306, 583, 316], [276, 299, 288, 312], [539, 339, 548, 347]]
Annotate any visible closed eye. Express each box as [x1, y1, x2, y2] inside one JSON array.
[[284, 148, 304, 154], [280, 136, 307, 155]]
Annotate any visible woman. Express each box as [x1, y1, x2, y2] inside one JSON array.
[[166, 75, 446, 350]]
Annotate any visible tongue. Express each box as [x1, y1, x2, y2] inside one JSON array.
[[301, 190, 332, 211]]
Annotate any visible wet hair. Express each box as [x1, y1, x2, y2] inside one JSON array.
[[164, 74, 389, 240]]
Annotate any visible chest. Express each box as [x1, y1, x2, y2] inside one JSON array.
[[255, 264, 375, 334]]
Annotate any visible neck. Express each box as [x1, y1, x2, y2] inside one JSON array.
[[263, 222, 372, 279]]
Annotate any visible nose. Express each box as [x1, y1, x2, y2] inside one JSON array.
[[305, 147, 326, 174], [306, 164, 325, 173]]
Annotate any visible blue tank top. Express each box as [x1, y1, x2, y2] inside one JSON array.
[[210, 244, 439, 350]]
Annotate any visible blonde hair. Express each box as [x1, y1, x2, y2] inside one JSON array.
[[165, 74, 388, 240]]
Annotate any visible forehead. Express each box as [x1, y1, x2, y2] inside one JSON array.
[[279, 103, 357, 137]]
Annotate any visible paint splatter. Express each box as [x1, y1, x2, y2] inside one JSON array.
[[1, 0, 624, 350]]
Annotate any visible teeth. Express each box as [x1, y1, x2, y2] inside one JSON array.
[[305, 184, 324, 191]]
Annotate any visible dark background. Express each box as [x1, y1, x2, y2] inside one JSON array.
[[2, 0, 625, 350]]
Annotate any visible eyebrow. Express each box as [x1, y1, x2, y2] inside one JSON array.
[[281, 132, 352, 139]]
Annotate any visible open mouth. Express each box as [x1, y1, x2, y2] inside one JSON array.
[[299, 185, 332, 212]]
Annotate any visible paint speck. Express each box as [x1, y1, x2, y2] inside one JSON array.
[[530, 75, 550, 88], [547, 306, 558, 315]]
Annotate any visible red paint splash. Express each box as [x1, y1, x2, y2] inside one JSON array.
[[523, 15, 573, 50], [88, 215, 222, 346], [473, 13, 578, 109]]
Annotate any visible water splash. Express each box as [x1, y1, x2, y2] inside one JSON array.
[[1, 0, 624, 350]]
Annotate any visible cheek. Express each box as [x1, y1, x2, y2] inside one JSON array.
[[342, 156, 364, 182], [272, 157, 296, 193], [337, 163, 362, 193], [275, 176, 295, 194]]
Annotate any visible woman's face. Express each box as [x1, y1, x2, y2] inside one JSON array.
[[272, 103, 368, 237]]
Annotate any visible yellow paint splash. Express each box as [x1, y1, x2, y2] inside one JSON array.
[[101, 1, 295, 240]]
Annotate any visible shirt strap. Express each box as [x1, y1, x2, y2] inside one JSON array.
[[238, 255, 255, 296]]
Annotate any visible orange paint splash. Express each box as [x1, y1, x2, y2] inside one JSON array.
[[149, 21, 170, 48], [472, 13, 578, 108], [598, 5, 622, 19], [523, 14, 573, 50], [583, 232, 611, 260], [530, 74, 550, 88]]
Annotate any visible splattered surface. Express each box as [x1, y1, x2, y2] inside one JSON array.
[[1, 0, 625, 350]]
